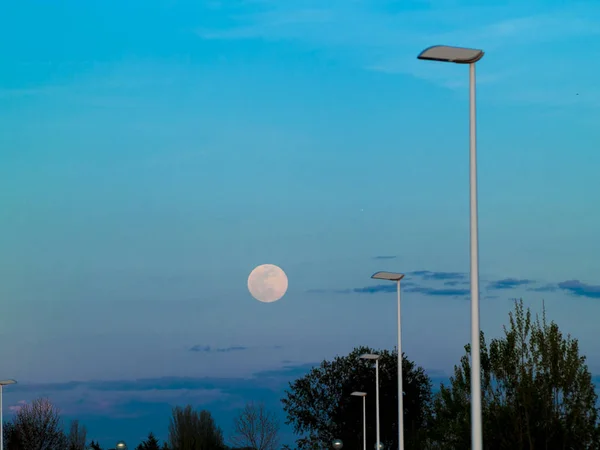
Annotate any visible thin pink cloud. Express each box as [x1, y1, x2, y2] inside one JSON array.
[[9, 400, 27, 413]]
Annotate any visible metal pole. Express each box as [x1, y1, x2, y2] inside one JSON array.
[[469, 61, 483, 450], [397, 279, 404, 450], [375, 359, 380, 450], [363, 396, 366, 450], [1, 384, 4, 450]]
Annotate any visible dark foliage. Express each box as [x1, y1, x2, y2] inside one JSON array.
[[282, 346, 433, 450]]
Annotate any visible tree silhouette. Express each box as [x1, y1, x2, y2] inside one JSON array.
[[282, 346, 433, 450], [230, 402, 279, 450], [3, 398, 67, 450], [168, 405, 224, 450], [67, 420, 87, 450], [136, 432, 161, 450]]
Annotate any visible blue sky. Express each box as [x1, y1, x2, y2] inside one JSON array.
[[2, 0, 600, 446]]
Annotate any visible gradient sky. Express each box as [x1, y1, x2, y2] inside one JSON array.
[[2, 0, 600, 447]]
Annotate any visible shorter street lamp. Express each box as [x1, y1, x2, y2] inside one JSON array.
[[360, 354, 381, 450], [0, 380, 17, 450], [115, 442, 127, 450], [351, 392, 367, 450], [332, 438, 344, 449], [371, 271, 406, 450]]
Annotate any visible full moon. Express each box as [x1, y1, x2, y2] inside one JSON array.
[[247, 264, 289, 303]]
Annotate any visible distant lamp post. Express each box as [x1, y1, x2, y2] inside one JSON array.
[[351, 392, 367, 450], [371, 271, 406, 450], [332, 438, 344, 449], [115, 442, 127, 450], [417, 44, 485, 450], [374, 443, 384, 450], [0, 379, 17, 450], [360, 354, 381, 450]]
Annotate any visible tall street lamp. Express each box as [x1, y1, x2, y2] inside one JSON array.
[[371, 271, 405, 450], [417, 44, 485, 450], [351, 391, 367, 450], [0, 379, 17, 450], [360, 354, 381, 450]]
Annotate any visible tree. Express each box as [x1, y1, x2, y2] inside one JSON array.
[[67, 420, 87, 450], [136, 432, 162, 450], [282, 346, 433, 450], [3, 397, 67, 450], [88, 440, 102, 450], [168, 405, 225, 450], [230, 402, 279, 450], [431, 299, 600, 449]]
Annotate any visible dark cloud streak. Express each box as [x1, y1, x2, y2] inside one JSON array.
[[557, 280, 600, 299], [189, 345, 248, 353], [404, 286, 470, 297], [487, 278, 534, 290], [408, 270, 466, 281]]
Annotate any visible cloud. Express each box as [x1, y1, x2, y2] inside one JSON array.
[[352, 281, 418, 294], [487, 278, 534, 290], [350, 282, 468, 297], [372, 255, 397, 260], [404, 286, 470, 297], [309, 269, 600, 301], [444, 280, 469, 286], [3, 362, 318, 416], [189, 345, 249, 353], [557, 280, 600, 299], [195, 0, 600, 94], [353, 284, 399, 294], [527, 284, 557, 293], [409, 270, 466, 281], [9, 400, 26, 413]]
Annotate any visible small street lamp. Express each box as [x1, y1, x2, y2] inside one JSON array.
[[332, 438, 344, 449]]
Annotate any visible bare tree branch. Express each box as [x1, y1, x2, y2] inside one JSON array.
[[231, 402, 279, 450], [7, 398, 67, 450]]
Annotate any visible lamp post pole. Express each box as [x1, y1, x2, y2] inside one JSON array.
[[370, 272, 406, 450], [468, 59, 483, 450], [0, 380, 18, 450], [396, 279, 404, 450], [417, 44, 485, 450], [360, 354, 381, 450], [351, 392, 367, 450], [375, 358, 380, 450]]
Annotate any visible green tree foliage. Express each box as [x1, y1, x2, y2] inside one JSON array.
[[431, 299, 600, 449], [168, 405, 225, 450], [3, 398, 67, 450], [136, 432, 162, 450], [282, 346, 433, 450]]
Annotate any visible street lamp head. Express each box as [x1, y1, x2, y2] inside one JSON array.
[[371, 271, 405, 281], [0, 380, 17, 386], [360, 353, 380, 360], [115, 441, 127, 450], [332, 438, 343, 449], [417, 45, 484, 64], [351, 391, 367, 397]]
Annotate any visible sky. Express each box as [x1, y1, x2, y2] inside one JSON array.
[[1, 0, 600, 447]]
